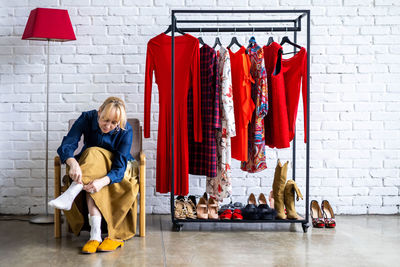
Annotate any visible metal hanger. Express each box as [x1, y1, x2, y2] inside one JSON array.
[[213, 28, 222, 49], [164, 20, 185, 35], [247, 27, 256, 48], [280, 27, 301, 49], [198, 28, 205, 46], [266, 27, 274, 46], [227, 28, 242, 49]]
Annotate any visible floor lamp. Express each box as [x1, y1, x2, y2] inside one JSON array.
[[22, 8, 76, 224]]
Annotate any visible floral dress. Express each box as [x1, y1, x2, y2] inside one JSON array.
[[240, 43, 268, 172], [206, 46, 236, 201]]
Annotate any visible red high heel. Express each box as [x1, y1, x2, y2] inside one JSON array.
[[321, 200, 336, 228], [310, 200, 324, 228]]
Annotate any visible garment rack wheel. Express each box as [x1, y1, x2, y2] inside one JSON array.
[[302, 223, 310, 233], [172, 222, 183, 232]]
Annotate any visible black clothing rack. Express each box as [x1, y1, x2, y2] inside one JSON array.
[[169, 9, 311, 233]]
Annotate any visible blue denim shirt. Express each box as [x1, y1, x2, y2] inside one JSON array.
[[57, 110, 134, 184]]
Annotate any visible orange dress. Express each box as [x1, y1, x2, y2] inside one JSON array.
[[229, 46, 255, 161], [144, 33, 202, 195]]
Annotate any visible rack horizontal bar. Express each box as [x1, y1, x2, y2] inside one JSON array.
[[173, 9, 308, 14], [174, 219, 308, 224], [177, 19, 297, 24], [179, 27, 300, 33]]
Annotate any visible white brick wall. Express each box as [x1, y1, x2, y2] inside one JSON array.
[[1, 0, 399, 215]]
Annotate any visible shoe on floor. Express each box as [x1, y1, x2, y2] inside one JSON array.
[[97, 237, 124, 252], [82, 240, 100, 254]]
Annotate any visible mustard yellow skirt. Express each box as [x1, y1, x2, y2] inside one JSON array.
[[63, 147, 139, 241]]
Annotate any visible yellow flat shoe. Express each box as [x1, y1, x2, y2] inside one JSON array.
[[97, 237, 124, 252], [82, 240, 100, 254]]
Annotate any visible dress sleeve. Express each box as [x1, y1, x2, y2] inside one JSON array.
[[256, 48, 268, 118], [212, 51, 221, 130], [57, 112, 88, 164], [302, 50, 308, 143], [144, 43, 154, 139], [242, 54, 255, 125], [107, 129, 133, 184], [191, 41, 202, 142], [221, 51, 236, 137]]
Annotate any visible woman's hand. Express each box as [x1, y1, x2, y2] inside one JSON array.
[[83, 177, 111, 194], [66, 158, 82, 184]]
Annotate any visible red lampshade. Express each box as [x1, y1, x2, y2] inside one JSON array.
[[22, 8, 76, 42]]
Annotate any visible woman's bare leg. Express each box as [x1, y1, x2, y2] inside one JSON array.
[[86, 192, 102, 216]]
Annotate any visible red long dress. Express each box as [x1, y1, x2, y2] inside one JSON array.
[[144, 33, 202, 195], [263, 42, 307, 148], [229, 46, 255, 161]]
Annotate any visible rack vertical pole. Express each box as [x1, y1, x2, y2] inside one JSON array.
[[170, 11, 176, 223], [305, 10, 311, 223], [292, 19, 297, 181]]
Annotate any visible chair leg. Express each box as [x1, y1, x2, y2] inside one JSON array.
[[54, 156, 61, 238], [139, 153, 146, 237], [133, 198, 138, 235]]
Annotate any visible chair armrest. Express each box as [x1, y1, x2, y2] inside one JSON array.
[[54, 156, 61, 183]]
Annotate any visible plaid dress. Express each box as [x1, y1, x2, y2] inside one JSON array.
[[188, 44, 220, 177]]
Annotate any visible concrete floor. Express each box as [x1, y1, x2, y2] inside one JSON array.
[[0, 215, 399, 267]]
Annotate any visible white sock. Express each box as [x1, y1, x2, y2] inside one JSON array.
[[89, 215, 102, 242], [48, 181, 83, 211]]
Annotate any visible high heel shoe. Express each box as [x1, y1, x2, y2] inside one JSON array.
[[321, 200, 336, 228], [258, 193, 275, 220], [196, 197, 208, 219], [207, 197, 219, 220], [242, 193, 259, 220], [268, 190, 274, 209], [185, 197, 197, 219], [174, 198, 187, 219], [310, 200, 324, 228]]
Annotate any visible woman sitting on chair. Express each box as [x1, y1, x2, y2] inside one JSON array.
[[49, 96, 139, 254]]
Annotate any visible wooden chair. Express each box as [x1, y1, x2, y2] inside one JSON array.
[[53, 118, 146, 238]]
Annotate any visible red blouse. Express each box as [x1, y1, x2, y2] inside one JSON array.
[[144, 33, 202, 195]]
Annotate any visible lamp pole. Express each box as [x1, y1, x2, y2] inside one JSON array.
[[30, 39, 53, 224]]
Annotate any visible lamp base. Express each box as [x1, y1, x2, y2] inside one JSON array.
[[29, 214, 54, 224]]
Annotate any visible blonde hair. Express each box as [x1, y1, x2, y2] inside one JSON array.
[[98, 97, 127, 130]]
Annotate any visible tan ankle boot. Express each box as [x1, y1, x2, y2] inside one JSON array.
[[284, 180, 303, 220], [272, 160, 288, 219]]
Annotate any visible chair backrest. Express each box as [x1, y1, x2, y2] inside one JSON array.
[[68, 118, 142, 160]]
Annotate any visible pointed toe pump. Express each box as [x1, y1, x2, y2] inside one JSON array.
[[258, 193, 275, 220], [321, 200, 336, 228], [242, 193, 259, 220], [310, 200, 324, 228], [196, 197, 208, 220], [207, 197, 219, 220]]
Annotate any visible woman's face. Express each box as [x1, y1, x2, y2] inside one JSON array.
[[98, 109, 119, 134]]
